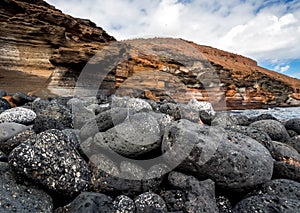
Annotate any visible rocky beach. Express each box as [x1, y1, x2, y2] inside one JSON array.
[[1, 0, 300, 212], [0, 92, 300, 212]]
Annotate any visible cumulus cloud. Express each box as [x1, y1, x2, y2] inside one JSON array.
[[274, 64, 290, 73], [219, 13, 300, 61], [46, 0, 300, 65], [292, 72, 300, 78]]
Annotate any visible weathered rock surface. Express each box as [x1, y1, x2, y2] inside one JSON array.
[[0, 0, 115, 95], [273, 158, 300, 182], [0, 107, 36, 124], [113, 195, 135, 213], [233, 195, 300, 213], [0, 122, 29, 142], [168, 172, 219, 213], [285, 118, 300, 134], [54, 192, 114, 213], [287, 135, 300, 153], [8, 129, 91, 197], [1, 1, 300, 109], [247, 179, 300, 200], [88, 153, 167, 196], [162, 120, 274, 192], [79, 107, 129, 140], [134, 192, 168, 213], [92, 112, 163, 158], [250, 119, 290, 142], [228, 125, 275, 157], [0, 129, 35, 155], [0, 162, 53, 212], [34, 101, 72, 133], [160, 190, 186, 212]]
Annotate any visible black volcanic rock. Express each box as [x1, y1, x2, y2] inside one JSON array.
[[168, 172, 219, 212], [285, 118, 300, 135], [34, 101, 72, 133], [233, 195, 300, 213], [250, 119, 290, 142], [162, 119, 274, 192], [134, 192, 167, 213], [8, 129, 90, 197], [0, 98, 11, 113], [55, 192, 114, 213], [0, 162, 53, 212]]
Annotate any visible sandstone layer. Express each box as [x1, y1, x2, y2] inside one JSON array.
[[0, 0, 115, 96], [1, 0, 300, 109]]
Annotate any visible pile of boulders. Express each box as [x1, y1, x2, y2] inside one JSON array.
[[0, 89, 299, 212]]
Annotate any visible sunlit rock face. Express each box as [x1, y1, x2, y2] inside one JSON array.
[[1, 0, 300, 109], [0, 0, 115, 96]]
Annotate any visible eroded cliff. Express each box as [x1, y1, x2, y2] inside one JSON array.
[[1, 0, 299, 109], [0, 0, 115, 95]]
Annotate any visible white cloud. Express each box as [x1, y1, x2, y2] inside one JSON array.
[[219, 13, 300, 61], [291, 72, 300, 78], [274, 64, 290, 73], [46, 0, 300, 65]]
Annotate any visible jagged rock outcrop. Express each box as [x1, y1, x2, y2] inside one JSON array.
[[0, 0, 299, 109], [78, 38, 300, 110], [0, 0, 115, 95]]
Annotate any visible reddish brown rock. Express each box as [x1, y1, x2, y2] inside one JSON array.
[[2, 96, 16, 108], [1, 0, 300, 110], [0, 0, 115, 95]]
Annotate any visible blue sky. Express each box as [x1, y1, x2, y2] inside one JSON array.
[[46, 0, 300, 79]]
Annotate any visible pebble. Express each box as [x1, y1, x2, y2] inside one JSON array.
[[216, 196, 232, 213], [162, 120, 274, 192], [161, 190, 186, 212], [159, 102, 200, 122], [134, 192, 167, 213], [0, 98, 11, 113], [0, 122, 29, 142], [80, 107, 128, 140], [273, 159, 300, 182], [113, 195, 135, 213], [285, 118, 300, 135], [89, 153, 166, 196], [8, 129, 90, 197], [34, 101, 72, 133], [0, 162, 53, 212], [286, 135, 300, 153], [93, 112, 162, 157], [0, 107, 36, 124], [249, 113, 278, 122], [229, 125, 275, 157], [54, 192, 114, 213], [31, 98, 50, 113], [272, 141, 300, 162], [168, 171, 219, 212], [0, 129, 35, 155], [187, 98, 215, 116], [247, 179, 300, 200], [126, 97, 153, 112], [233, 195, 300, 213], [89, 153, 143, 195], [12, 92, 35, 106], [250, 119, 290, 142], [211, 113, 236, 128]]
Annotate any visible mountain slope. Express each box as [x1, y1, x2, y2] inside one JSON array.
[[100, 38, 300, 109], [0, 0, 299, 109]]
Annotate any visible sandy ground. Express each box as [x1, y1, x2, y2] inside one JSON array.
[[0, 69, 51, 96]]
